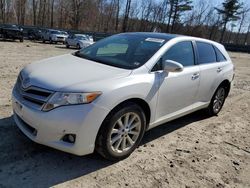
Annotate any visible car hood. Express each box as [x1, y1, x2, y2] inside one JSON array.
[[21, 54, 132, 91], [79, 40, 93, 44]]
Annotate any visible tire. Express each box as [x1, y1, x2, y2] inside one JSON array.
[[49, 38, 53, 44], [66, 42, 69, 48], [96, 102, 146, 161], [77, 43, 80, 49], [20, 38, 23, 42], [207, 85, 226, 116], [42, 39, 45, 43]]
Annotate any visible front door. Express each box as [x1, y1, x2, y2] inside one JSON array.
[[155, 41, 200, 120]]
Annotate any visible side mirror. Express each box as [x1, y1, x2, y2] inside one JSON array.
[[163, 60, 183, 72]]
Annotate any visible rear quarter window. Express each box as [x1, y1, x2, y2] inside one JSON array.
[[196, 42, 217, 64], [213, 46, 227, 62]]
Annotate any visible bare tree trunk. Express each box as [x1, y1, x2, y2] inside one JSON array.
[[0, 0, 6, 23], [166, 1, 173, 33], [115, 0, 120, 32], [235, 8, 250, 44], [50, 0, 54, 27], [122, 0, 131, 32], [32, 0, 38, 25], [220, 17, 229, 43], [244, 24, 250, 45], [41, 0, 47, 26]]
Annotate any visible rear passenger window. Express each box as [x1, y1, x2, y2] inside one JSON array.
[[163, 41, 195, 67], [214, 46, 227, 62], [196, 42, 216, 64]]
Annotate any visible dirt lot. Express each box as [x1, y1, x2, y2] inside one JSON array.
[[0, 40, 249, 188]]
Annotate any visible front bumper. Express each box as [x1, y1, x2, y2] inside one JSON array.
[[12, 92, 109, 156], [53, 37, 66, 42]]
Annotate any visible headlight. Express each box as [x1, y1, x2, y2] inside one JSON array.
[[42, 92, 101, 111]]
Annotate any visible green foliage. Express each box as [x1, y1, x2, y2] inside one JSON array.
[[215, 0, 243, 23]]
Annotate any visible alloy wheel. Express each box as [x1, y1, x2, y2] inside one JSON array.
[[213, 87, 225, 113], [109, 112, 141, 154]]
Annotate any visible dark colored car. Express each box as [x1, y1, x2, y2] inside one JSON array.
[[27, 28, 43, 40], [0, 24, 24, 42]]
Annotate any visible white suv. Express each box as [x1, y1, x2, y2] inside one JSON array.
[[12, 32, 234, 160]]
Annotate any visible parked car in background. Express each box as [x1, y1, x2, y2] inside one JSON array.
[[12, 32, 234, 161], [27, 28, 43, 40], [42, 29, 68, 44], [0, 24, 24, 42], [65, 34, 94, 49]]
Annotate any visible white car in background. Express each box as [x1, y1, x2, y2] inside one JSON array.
[[65, 34, 94, 49], [43, 29, 68, 44], [12, 32, 234, 161]]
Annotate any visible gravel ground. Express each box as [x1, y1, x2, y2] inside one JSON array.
[[0, 40, 249, 188]]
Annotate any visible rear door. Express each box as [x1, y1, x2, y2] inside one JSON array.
[[195, 41, 227, 102]]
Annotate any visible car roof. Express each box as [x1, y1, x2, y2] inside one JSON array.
[[118, 32, 223, 47], [119, 32, 180, 40]]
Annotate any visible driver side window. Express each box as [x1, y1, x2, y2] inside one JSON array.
[[152, 41, 195, 71]]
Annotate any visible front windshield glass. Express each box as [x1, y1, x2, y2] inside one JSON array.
[[74, 34, 167, 69], [51, 31, 62, 34], [76, 35, 87, 40]]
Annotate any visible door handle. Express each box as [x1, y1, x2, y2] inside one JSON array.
[[217, 67, 223, 72], [191, 73, 200, 80]]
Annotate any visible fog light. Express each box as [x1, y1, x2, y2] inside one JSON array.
[[62, 134, 76, 143], [68, 134, 75, 143]]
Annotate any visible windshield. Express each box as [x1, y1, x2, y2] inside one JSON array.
[[51, 31, 62, 34], [76, 35, 88, 40], [74, 34, 167, 69]]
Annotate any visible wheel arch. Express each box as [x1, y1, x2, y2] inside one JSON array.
[[95, 98, 151, 144], [218, 79, 231, 97]]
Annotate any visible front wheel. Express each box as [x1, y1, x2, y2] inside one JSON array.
[[77, 43, 81, 49], [207, 86, 226, 116], [96, 103, 146, 161]]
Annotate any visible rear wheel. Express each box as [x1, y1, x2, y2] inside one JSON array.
[[207, 86, 226, 116], [66, 42, 69, 48], [96, 103, 146, 161], [77, 43, 80, 49]]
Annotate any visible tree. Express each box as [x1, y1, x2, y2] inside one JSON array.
[[32, 0, 38, 25], [235, 6, 250, 44], [115, 0, 120, 32], [166, 0, 192, 33], [244, 23, 250, 45], [15, 0, 27, 25], [0, 0, 6, 23], [122, 0, 132, 32], [215, 0, 243, 43], [70, 0, 85, 30], [50, 0, 55, 27]]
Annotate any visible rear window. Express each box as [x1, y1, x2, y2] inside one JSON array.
[[196, 42, 216, 64], [214, 46, 227, 62]]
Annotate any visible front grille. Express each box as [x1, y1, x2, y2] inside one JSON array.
[[14, 74, 53, 110]]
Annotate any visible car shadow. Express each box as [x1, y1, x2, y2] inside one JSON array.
[[0, 110, 209, 187], [142, 109, 210, 145], [0, 39, 21, 43], [55, 45, 78, 50]]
